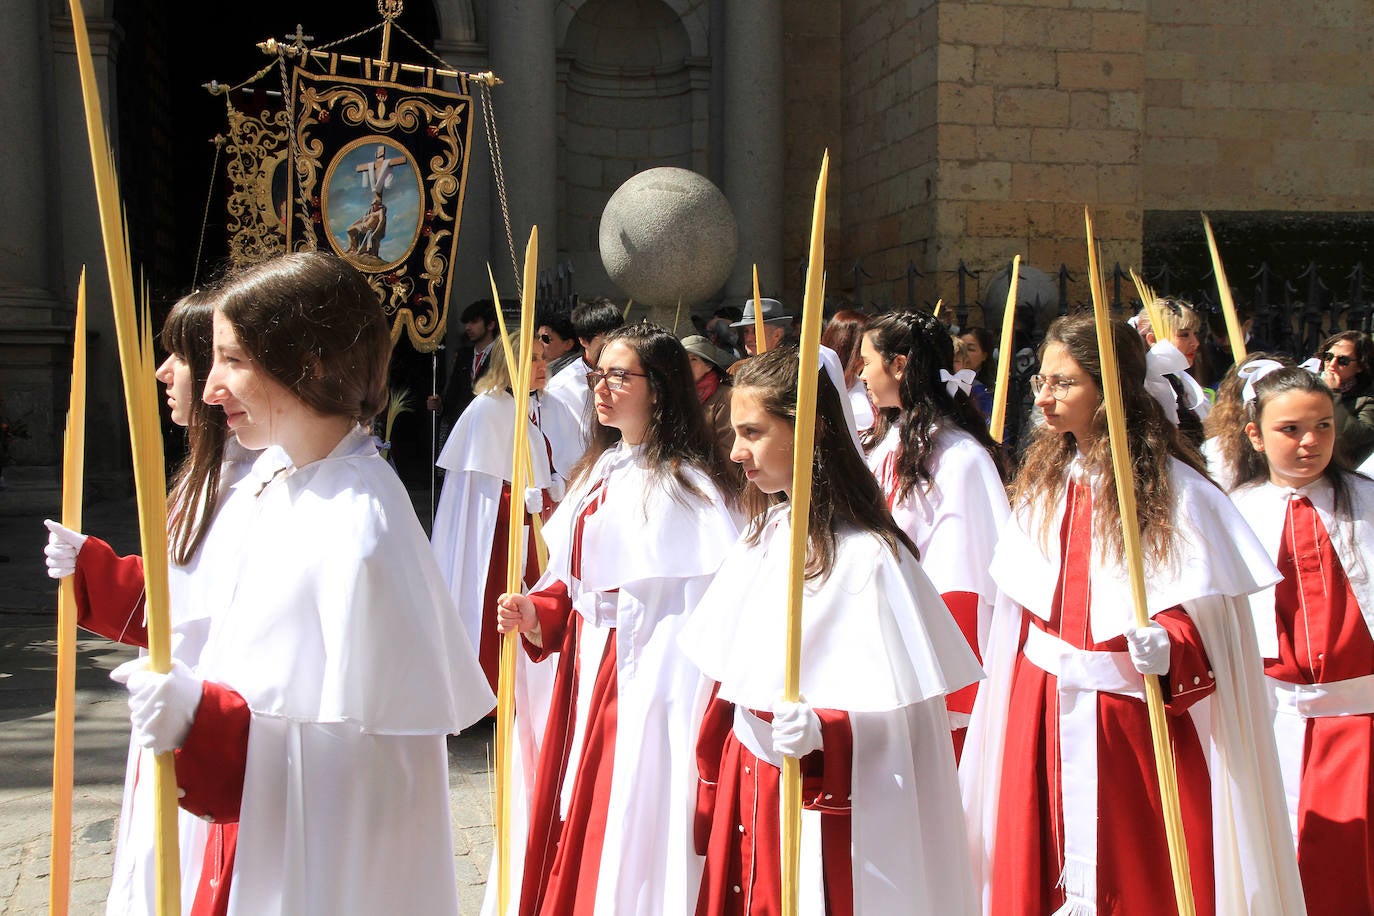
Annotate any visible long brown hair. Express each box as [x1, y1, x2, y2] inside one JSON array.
[[1011, 313, 1211, 567], [163, 289, 229, 566], [732, 348, 917, 580], [865, 310, 1007, 497], [569, 321, 736, 505]]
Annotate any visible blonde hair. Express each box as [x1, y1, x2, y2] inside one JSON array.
[[473, 336, 540, 396], [1137, 297, 1203, 341]]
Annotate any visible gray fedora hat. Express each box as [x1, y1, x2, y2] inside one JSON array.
[[680, 335, 734, 374], [731, 297, 791, 327]]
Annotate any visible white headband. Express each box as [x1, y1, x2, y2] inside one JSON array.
[[1237, 359, 1287, 405], [940, 368, 975, 398]]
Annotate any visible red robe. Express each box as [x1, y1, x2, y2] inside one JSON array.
[[991, 481, 1218, 915], [692, 690, 854, 916], [519, 479, 616, 916], [477, 483, 543, 698], [1264, 495, 1374, 915]]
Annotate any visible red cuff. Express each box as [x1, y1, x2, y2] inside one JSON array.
[[524, 581, 573, 662], [73, 537, 148, 647], [174, 681, 251, 823], [1156, 607, 1217, 713], [802, 708, 853, 814]]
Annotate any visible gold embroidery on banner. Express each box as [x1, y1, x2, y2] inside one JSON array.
[[289, 68, 472, 352], [224, 100, 290, 269]]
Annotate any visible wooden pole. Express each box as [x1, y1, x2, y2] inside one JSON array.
[[753, 264, 768, 355], [988, 255, 1022, 443], [49, 270, 87, 916], [782, 150, 828, 916], [1085, 207, 1196, 916], [494, 230, 538, 916], [1201, 213, 1247, 364], [68, 4, 179, 910]]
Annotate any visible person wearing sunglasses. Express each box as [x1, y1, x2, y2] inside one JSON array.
[[1316, 330, 1374, 465], [537, 310, 580, 376]]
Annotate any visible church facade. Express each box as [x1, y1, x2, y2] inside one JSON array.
[[3, 0, 1371, 471]]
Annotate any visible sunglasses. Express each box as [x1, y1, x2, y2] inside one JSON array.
[[1322, 352, 1356, 368]]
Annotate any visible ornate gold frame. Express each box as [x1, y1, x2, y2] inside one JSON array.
[[289, 67, 473, 352]]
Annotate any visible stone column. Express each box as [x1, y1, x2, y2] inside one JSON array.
[[722, 0, 784, 304], [487, 0, 558, 283], [0, 0, 59, 325]]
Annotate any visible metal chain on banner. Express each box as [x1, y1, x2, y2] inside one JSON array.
[[476, 79, 522, 299], [191, 136, 225, 289]]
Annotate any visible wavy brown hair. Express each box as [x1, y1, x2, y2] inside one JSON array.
[[732, 347, 917, 580], [569, 321, 737, 506], [1203, 352, 1286, 488], [162, 288, 229, 566], [1011, 313, 1211, 568]]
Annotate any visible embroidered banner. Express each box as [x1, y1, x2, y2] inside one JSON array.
[[288, 66, 474, 352], [223, 89, 290, 270]]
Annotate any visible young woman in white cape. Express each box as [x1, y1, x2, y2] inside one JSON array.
[[678, 346, 983, 915], [43, 289, 287, 916], [495, 322, 741, 916], [432, 337, 561, 698], [960, 314, 1304, 916], [859, 309, 1009, 759], [108, 252, 494, 916], [1227, 361, 1374, 914]]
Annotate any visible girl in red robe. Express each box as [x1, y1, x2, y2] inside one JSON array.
[[678, 347, 983, 915], [961, 315, 1304, 915], [496, 323, 741, 916], [1228, 362, 1374, 915]]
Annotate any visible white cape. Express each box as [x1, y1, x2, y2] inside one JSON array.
[[525, 442, 741, 916], [679, 503, 982, 914], [432, 389, 554, 655], [197, 427, 494, 916], [866, 421, 1008, 653]]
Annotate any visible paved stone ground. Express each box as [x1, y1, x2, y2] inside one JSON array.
[[0, 467, 494, 913]]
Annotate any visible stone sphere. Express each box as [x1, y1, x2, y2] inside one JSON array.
[[599, 168, 737, 308]]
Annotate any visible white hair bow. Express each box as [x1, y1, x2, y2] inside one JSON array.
[[1299, 357, 1324, 375], [1143, 340, 1189, 425], [1237, 358, 1287, 405], [940, 368, 976, 398]]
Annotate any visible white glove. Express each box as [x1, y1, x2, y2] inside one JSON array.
[[547, 474, 567, 504], [43, 519, 89, 579], [111, 658, 203, 754], [524, 486, 544, 515], [771, 698, 823, 759], [1125, 622, 1172, 676]]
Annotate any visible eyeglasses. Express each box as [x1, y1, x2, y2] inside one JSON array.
[[538, 333, 553, 344], [586, 368, 649, 391], [1030, 374, 1081, 400], [1322, 352, 1355, 368]]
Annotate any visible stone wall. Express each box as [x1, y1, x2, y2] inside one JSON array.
[[927, 0, 1146, 320], [1143, 0, 1374, 213]]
